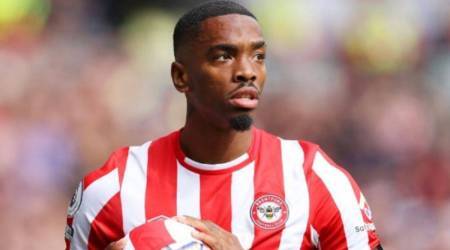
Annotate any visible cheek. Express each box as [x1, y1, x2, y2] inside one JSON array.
[[188, 71, 225, 106], [257, 65, 267, 90], [197, 65, 231, 93], [201, 63, 231, 81]]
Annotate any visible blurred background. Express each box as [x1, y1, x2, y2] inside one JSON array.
[[0, 0, 449, 249]]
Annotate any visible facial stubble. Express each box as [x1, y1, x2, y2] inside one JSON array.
[[229, 114, 253, 131]]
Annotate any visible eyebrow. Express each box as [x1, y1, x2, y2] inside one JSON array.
[[207, 40, 266, 54], [251, 40, 266, 50], [207, 44, 238, 54]]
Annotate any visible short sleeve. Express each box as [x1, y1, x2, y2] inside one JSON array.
[[307, 147, 381, 249], [64, 148, 129, 250]]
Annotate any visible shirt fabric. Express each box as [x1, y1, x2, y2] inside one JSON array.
[[64, 127, 380, 250]]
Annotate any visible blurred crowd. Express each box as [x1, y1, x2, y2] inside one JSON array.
[[0, 0, 449, 249]]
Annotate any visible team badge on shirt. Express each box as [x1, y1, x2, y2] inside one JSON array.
[[250, 194, 289, 230], [67, 181, 83, 217]]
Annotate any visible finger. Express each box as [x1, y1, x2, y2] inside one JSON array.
[[184, 216, 224, 232], [105, 237, 127, 250], [175, 215, 210, 232], [191, 230, 218, 248]]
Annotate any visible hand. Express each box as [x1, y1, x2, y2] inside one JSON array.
[[105, 237, 126, 250], [176, 216, 244, 250]]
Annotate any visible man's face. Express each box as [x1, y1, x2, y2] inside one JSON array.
[[180, 14, 266, 130]]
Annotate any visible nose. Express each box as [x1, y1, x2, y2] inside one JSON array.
[[233, 57, 257, 83]]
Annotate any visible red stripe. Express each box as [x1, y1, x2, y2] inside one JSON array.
[[87, 193, 124, 250], [84, 147, 129, 190], [309, 168, 348, 249], [145, 133, 178, 219], [116, 148, 129, 187], [299, 225, 313, 250], [300, 142, 347, 249], [129, 219, 175, 249], [199, 174, 232, 231], [298, 141, 318, 250], [298, 141, 319, 177], [251, 130, 285, 249]]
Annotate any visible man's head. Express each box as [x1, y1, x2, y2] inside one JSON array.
[[171, 1, 266, 131]]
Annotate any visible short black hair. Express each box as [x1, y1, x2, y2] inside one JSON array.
[[173, 0, 257, 59]]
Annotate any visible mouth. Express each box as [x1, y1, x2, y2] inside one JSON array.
[[228, 87, 259, 110]]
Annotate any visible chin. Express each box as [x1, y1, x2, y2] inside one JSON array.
[[229, 114, 253, 131]]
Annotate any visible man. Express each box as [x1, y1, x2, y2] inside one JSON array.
[[65, 1, 382, 249]]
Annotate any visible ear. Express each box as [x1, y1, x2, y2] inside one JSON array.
[[171, 62, 189, 93]]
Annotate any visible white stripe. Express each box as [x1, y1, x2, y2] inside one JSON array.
[[231, 162, 255, 249], [71, 169, 120, 250], [279, 139, 309, 249], [185, 153, 249, 171], [176, 162, 200, 218], [312, 152, 370, 250], [310, 225, 319, 248], [123, 235, 135, 250], [121, 141, 152, 233], [165, 218, 200, 246]]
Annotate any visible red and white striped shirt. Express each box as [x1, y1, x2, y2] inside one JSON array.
[[65, 128, 380, 249]]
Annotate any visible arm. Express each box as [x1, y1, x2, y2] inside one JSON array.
[[105, 238, 127, 250], [302, 143, 381, 249], [65, 148, 128, 249]]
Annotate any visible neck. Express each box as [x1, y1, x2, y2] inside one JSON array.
[[180, 117, 253, 164]]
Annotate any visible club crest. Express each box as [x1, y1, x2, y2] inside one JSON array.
[[250, 194, 289, 230]]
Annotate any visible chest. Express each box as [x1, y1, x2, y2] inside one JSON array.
[[121, 161, 312, 249]]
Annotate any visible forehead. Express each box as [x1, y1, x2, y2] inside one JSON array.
[[196, 14, 263, 46]]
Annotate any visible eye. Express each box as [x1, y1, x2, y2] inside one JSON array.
[[215, 54, 232, 62], [254, 53, 266, 61]]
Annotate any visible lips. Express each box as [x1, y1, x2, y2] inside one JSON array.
[[228, 87, 259, 109]]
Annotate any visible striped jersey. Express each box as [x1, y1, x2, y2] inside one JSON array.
[[65, 128, 380, 249], [123, 216, 207, 250]]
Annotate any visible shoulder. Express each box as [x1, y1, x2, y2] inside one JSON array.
[[65, 146, 132, 248], [293, 139, 358, 197], [77, 138, 152, 209], [70, 146, 131, 220], [256, 127, 320, 156], [66, 143, 150, 242], [275, 134, 358, 195], [275, 135, 350, 182], [65, 132, 179, 248], [80, 130, 179, 195], [83, 146, 130, 190], [66, 146, 132, 249], [258, 129, 318, 170]]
